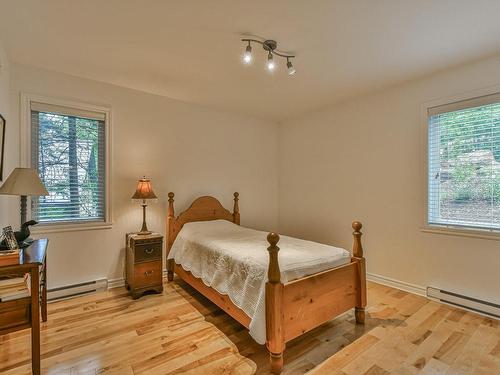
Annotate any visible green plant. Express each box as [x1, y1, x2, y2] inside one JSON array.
[[450, 164, 475, 201]]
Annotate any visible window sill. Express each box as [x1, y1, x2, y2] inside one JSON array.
[[421, 226, 500, 241], [31, 222, 113, 234]]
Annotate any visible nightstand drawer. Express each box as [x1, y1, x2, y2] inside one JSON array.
[[134, 243, 162, 262], [134, 261, 162, 287], [126, 232, 163, 299]]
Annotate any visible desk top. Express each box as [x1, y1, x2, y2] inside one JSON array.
[[20, 239, 48, 265], [0, 239, 48, 273]]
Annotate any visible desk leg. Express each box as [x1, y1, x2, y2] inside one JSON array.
[[31, 267, 41, 375], [41, 261, 47, 322]]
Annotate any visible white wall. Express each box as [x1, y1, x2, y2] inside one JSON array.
[[9, 64, 279, 289], [6, 49, 498, 305], [279, 55, 500, 305], [0, 41, 15, 228]]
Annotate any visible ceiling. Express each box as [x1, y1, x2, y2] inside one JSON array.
[[2, 0, 500, 122]]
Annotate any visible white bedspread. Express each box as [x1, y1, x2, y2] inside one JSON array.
[[167, 220, 351, 344]]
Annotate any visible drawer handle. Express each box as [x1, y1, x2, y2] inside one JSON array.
[[144, 248, 154, 255], [144, 270, 154, 276]]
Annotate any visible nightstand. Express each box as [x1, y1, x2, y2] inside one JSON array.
[[125, 233, 163, 299]]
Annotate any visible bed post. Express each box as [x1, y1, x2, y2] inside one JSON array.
[[233, 192, 240, 225], [352, 221, 366, 324], [167, 192, 175, 282], [266, 232, 284, 374]]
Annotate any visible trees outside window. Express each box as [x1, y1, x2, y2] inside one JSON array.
[[428, 101, 500, 231], [31, 107, 106, 224]]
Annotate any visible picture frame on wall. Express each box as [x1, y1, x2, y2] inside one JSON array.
[[0, 114, 4, 181]]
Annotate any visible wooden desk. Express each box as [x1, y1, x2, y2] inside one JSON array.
[[0, 239, 48, 375]]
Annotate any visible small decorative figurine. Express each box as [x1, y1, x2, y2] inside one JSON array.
[[0, 220, 38, 249], [15, 220, 38, 247]]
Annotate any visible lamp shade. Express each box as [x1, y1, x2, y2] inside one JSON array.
[[0, 168, 48, 196], [131, 177, 157, 201]]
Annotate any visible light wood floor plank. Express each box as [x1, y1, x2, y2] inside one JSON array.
[[1, 280, 499, 374]]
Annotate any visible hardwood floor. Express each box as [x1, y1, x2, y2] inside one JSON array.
[[0, 279, 498, 374], [309, 286, 500, 375]]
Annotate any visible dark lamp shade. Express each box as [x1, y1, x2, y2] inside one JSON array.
[[131, 178, 157, 201]]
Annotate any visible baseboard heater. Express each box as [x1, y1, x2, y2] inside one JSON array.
[[48, 278, 108, 301], [427, 287, 500, 319]]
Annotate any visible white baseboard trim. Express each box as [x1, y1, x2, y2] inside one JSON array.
[[48, 278, 108, 301], [367, 272, 427, 297], [107, 269, 169, 290], [110, 271, 426, 296], [107, 277, 125, 289]]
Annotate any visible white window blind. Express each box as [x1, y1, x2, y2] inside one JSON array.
[[428, 94, 500, 231], [30, 102, 107, 224]]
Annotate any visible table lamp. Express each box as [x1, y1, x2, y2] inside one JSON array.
[[131, 177, 157, 235], [0, 168, 49, 225]]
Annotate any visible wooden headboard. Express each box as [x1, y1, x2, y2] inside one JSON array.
[[166, 192, 240, 253]]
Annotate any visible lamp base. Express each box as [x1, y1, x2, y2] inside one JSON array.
[[138, 204, 151, 235], [20, 195, 27, 226]]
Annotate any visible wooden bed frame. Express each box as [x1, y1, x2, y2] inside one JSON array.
[[166, 192, 366, 374]]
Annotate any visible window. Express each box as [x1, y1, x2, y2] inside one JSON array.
[[428, 94, 500, 232], [29, 100, 109, 226]]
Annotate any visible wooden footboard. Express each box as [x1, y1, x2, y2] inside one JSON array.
[[166, 193, 366, 375], [265, 222, 366, 374], [282, 262, 359, 341]]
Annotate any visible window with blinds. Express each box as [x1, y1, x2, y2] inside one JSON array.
[[428, 94, 500, 231], [30, 102, 107, 224]]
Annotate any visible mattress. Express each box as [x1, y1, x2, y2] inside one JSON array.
[[167, 219, 351, 344]]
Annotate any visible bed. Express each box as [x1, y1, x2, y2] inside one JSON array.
[[166, 192, 366, 374]]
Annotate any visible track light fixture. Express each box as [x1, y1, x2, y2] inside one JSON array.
[[267, 51, 275, 71], [286, 58, 296, 75], [241, 38, 296, 75], [243, 41, 252, 64]]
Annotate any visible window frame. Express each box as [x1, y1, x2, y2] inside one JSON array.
[[21, 93, 112, 233], [420, 86, 500, 241]]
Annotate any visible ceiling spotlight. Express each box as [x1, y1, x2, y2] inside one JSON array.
[[243, 42, 252, 64], [287, 58, 296, 75], [267, 52, 275, 71], [241, 38, 296, 75]]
